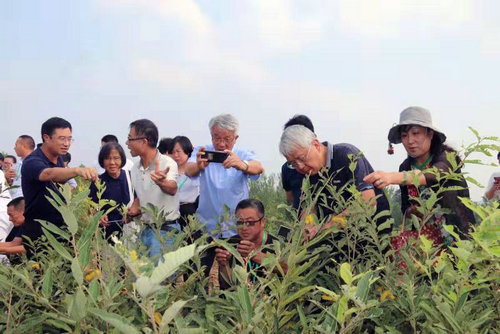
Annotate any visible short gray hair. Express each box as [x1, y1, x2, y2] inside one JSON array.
[[279, 125, 316, 157], [209, 114, 239, 135]]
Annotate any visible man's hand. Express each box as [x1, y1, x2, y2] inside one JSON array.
[[150, 159, 170, 186], [76, 167, 99, 182], [196, 147, 209, 171], [237, 240, 257, 258], [222, 150, 246, 171], [100, 215, 109, 227], [4, 168, 16, 185], [215, 248, 232, 267]]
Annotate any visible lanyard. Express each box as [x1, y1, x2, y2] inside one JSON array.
[[178, 175, 188, 190], [248, 231, 267, 272]]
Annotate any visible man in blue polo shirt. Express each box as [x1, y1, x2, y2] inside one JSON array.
[[185, 114, 263, 237], [21, 117, 98, 257]]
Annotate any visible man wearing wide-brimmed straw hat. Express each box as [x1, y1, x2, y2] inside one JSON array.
[[364, 106, 475, 239]]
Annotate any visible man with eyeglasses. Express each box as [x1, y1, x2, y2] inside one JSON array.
[[281, 115, 315, 212], [185, 114, 263, 237], [21, 117, 98, 258], [279, 125, 390, 240], [214, 199, 286, 289], [126, 119, 180, 262]]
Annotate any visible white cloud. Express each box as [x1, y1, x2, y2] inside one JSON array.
[[98, 0, 212, 36], [337, 0, 475, 38]]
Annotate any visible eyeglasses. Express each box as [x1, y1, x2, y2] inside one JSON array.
[[54, 136, 74, 144], [236, 216, 263, 227], [212, 136, 235, 144], [127, 136, 146, 142], [287, 145, 312, 169]]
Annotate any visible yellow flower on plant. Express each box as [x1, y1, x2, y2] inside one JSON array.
[[380, 289, 395, 301], [154, 311, 162, 325], [305, 215, 315, 225], [32, 262, 40, 270], [331, 216, 346, 228], [130, 250, 138, 263], [85, 269, 101, 281], [321, 294, 336, 301]]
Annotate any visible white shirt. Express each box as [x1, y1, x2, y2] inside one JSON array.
[[0, 170, 13, 242], [177, 173, 200, 204], [131, 151, 180, 221], [486, 171, 500, 200], [8, 161, 23, 199]]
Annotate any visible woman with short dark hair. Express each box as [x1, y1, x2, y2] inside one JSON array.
[[364, 106, 475, 241], [89, 143, 133, 241], [168, 136, 199, 231]]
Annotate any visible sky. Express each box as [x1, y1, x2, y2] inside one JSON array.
[[1, 0, 499, 201]]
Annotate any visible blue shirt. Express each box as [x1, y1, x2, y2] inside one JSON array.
[[89, 170, 131, 223], [21, 148, 65, 240], [189, 144, 259, 236]]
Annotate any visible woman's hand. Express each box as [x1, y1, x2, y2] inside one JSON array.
[[364, 171, 397, 189]]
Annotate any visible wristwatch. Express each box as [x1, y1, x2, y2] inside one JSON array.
[[242, 160, 249, 172]]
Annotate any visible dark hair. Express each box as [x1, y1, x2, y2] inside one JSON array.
[[235, 198, 265, 217], [401, 125, 459, 164], [497, 151, 500, 159], [130, 119, 158, 148], [98, 143, 126, 169], [169, 136, 194, 157], [61, 153, 71, 163], [5, 155, 17, 164], [7, 197, 25, 211], [18, 135, 35, 150], [284, 115, 314, 132], [101, 134, 119, 144], [0, 154, 3, 161], [158, 137, 173, 155], [41, 117, 72, 142]]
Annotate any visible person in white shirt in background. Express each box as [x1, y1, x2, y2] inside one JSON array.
[[485, 151, 500, 201], [0, 169, 13, 243]]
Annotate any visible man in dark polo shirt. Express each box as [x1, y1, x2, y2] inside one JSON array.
[[279, 125, 391, 239], [21, 117, 98, 257], [281, 115, 315, 211]]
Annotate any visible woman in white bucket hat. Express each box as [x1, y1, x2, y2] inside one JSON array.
[[364, 106, 475, 241]]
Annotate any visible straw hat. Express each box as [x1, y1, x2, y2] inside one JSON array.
[[387, 106, 446, 144]]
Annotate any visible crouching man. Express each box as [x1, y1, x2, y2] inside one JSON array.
[[214, 199, 287, 289], [0, 197, 26, 256]]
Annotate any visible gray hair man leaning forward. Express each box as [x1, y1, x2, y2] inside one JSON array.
[[279, 124, 391, 239], [185, 114, 264, 237]]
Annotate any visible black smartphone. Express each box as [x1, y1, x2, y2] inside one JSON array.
[[277, 225, 292, 240], [202, 150, 229, 163]]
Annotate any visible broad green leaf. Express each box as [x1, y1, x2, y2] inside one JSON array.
[[89, 308, 140, 334], [355, 273, 371, 303], [160, 299, 191, 330], [42, 228, 73, 261], [340, 263, 353, 285], [42, 267, 54, 298], [71, 257, 83, 286], [38, 220, 70, 241]]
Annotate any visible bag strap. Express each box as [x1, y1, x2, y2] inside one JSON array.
[[125, 170, 134, 208]]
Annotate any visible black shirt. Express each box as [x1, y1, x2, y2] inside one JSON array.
[[309, 142, 390, 222], [281, 162, 305, 209], [89, 170, 131, 223], [21, 148, 65, 241]]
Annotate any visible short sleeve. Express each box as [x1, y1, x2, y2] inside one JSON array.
[[22, 156, 48, 182], [337, 145, 374, 192], [165, 157, 178, 181]]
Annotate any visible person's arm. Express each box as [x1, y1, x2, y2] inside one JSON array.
[[215, 248, 233, 287], [222, 151, 263, 175], [150, 159, 177, 195], [185, 146, 208, 177], [485, 175, 500, 200], [0, 237, 25, 254], [39, 167, 98, 183], [363, 170, 426, 189]]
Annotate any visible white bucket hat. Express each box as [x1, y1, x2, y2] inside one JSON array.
[[387, 106, 446, 144]]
